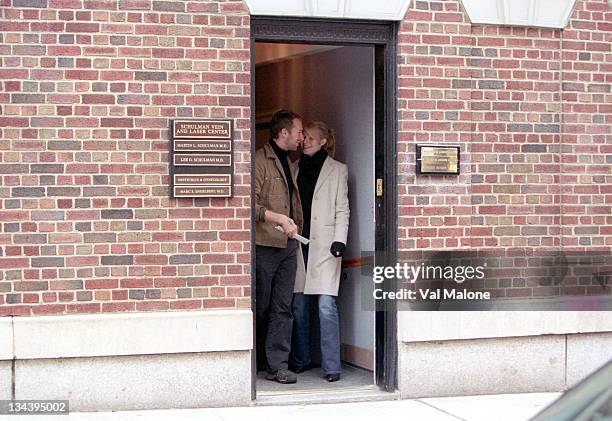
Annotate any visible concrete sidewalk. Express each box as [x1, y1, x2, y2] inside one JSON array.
[[4, 392, 561, 421]]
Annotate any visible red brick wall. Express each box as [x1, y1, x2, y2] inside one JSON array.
[[0, 0, 251, 315], [0, 0, 610, 314], [397, 0, 474, 252], [397, 0, 611, 297], [561, 0, 611, 250]]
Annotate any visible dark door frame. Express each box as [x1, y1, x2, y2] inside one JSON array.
[[249, 16, 398, 398]]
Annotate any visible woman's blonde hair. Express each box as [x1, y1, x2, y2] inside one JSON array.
[[304, 120, 336, 157]]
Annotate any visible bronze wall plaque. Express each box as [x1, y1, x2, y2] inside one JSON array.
[[173, 139, 231, 152], [174, 185, 232, 197], [170, 119, 233, 198], [173, 120, 232, 140], [416, 144, 460, 175], [174, 174, 231, 186], [173, 153, 231, 167]]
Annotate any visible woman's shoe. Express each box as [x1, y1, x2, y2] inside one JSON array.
[[325, 373, 340, 382]]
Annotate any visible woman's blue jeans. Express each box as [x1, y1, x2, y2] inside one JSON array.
[[290, 292, 341, 375]]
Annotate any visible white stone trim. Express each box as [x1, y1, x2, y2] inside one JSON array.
[[566, 333, 612, 386], [243, 0, 413, 21], [15, 352, 251, 410], [4, 310, 252, 360], [398, 335, 566, 397], [0, 319, 12, 360], [399, 311, 612, 343], [459, 0, 578, 29]]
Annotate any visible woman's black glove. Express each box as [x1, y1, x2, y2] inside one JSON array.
[[330, 242, 346, 258]]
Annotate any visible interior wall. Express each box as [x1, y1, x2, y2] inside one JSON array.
[[255, 43, 341, 67], [255, 45, 376, 369]]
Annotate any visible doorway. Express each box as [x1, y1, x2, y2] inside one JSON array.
[[250, 17, 398, 400]]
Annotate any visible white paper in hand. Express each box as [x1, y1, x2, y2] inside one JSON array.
[[274, 225, 310, 245]]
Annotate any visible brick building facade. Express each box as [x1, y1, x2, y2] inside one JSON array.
[[397, 0, 610, 298], [1, 0, 252, 315], [0, 0, 610, 411]]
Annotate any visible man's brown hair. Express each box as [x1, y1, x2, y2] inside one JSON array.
[[270, 109, 301, 140]]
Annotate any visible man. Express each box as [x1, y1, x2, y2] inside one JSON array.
[[255, 110, 304, 384]]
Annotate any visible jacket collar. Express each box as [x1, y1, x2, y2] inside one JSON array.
[[294, 155, 334, 195], [263, 141, 290, 187], [263, 141, 277, 160], [314, 156, 333, 195], [268, 138, 289, 160]]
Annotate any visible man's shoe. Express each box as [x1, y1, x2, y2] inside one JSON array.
[[266, 369, 297, 384], [325, 373, 340, 382]]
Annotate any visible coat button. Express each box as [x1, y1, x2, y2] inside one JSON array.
[[313, 216, 318, 221]]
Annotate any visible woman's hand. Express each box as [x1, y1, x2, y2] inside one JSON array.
[[330, 242, 346, 257]]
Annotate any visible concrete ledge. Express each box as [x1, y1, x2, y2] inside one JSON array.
[[15, 351, 251, 411], [459, 0, 578, 29], [11, 310, 252, 360], [566, 332, 612, 387], [399, 311, 612, 343], [0, 319, 12, 360], [399, 335, 566, 398], [244, 0, 413, 21], [0, 361, 11, 400]]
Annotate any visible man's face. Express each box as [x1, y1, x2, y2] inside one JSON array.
[[285, 118, 304, 151]]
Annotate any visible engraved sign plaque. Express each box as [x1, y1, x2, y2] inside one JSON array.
[[170, 119, 233, 198], [174, 186, 231, 197], [416, 144, 460, 175], [173, 139, 231, 152], [174, 174, 231, 186], [173, 154, 231, 167], [173, 120, 231, 139]]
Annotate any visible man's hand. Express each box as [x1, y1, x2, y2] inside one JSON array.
[[264, 210, 298, 238], [279, 216, 298, 239]]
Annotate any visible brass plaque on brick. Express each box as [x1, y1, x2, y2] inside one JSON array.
[[173, 120, 231, 140], [174, 185, 231, 197], [170, 118, 233, 198], [416, 144, 460, 175], [173, 139, 231, 152], [173, 153, 231, 167], [174, 174, 231, 186]]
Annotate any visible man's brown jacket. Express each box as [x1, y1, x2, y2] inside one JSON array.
[[255, 142, 303, 248]]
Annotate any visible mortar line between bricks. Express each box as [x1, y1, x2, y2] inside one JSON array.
[[558, 28, 566, 251], [468, 13, 475, 252], [415, 399, 468, 421], [564, 334, 568, 388], [11, 316, 16, 400]]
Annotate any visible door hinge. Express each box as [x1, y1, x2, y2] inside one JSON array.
[[376, 178, 383, 197]]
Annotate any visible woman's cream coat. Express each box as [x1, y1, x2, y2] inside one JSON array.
[[293, 156, 350, 296]]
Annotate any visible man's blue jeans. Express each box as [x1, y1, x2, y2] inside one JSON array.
[[290, 292, 341, 375]]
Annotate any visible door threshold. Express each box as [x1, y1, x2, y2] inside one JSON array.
[[254, 386, 400, 406]]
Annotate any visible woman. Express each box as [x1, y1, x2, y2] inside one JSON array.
[[289, 121, 350, 382]]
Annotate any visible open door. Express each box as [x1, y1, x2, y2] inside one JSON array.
[[250, 17, 397, 400]]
